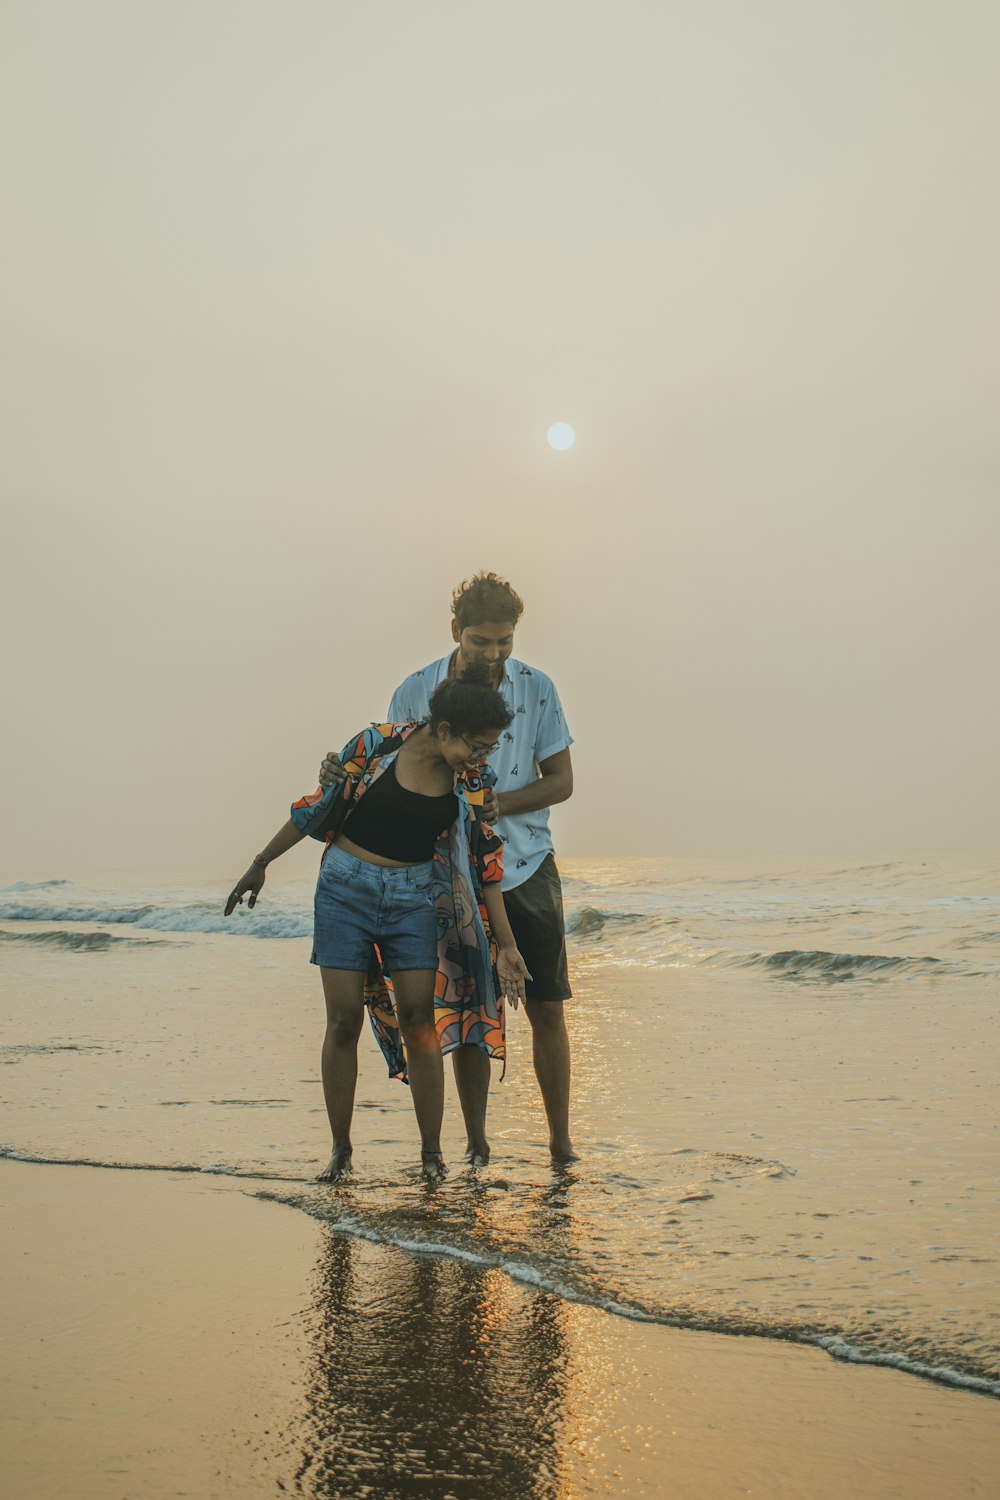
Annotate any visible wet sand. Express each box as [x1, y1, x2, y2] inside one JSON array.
[[2, 1161, 996, 1499], [3, 911, 999, 1397]]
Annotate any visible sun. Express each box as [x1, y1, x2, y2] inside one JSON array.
[[546, 422, 576, 451]]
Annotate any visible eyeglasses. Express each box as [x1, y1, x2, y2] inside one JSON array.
[[460, 734, 501, 759]]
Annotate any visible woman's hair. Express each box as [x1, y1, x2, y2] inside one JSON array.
[[428, 661, 513, 740], [451, 571, 524, 630]]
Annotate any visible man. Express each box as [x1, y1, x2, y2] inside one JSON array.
[[319, 571, 576, 1163]]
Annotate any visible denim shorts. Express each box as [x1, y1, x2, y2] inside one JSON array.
[[311, 843, 438, 973]]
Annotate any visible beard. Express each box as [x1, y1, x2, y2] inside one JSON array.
[[456, 647, 504, 686]]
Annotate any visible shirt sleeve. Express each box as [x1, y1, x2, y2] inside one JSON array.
[[290, 728, 371, 842], [477, 821, 505, 885], [387, 676, 416, 724], [534, 676, 574, 764], [464, 765, 504, 885]]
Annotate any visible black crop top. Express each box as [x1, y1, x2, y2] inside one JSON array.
[[343, 761, 457, 863]]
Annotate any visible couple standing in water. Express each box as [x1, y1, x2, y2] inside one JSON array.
[[226, 572, 575, 1179]]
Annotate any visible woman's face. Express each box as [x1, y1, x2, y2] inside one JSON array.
[[435, 724, 505, 774]]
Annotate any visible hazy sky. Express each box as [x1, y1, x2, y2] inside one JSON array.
[[2, 1, 998, 879]]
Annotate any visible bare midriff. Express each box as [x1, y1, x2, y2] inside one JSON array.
[[334, 832, 420, 870]]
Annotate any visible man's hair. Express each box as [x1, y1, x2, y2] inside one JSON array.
[[451, 571, 524, 630]]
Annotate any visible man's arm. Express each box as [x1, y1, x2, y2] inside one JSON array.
[[485, 748, 574, 822]]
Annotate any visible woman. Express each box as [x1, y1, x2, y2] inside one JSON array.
[[225, 664, 530, 1182]]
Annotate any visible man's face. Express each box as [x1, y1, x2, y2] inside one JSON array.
[[451, 617, 515, 682]]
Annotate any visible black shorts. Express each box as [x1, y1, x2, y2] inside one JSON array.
[[502, 854, 572, 1003]]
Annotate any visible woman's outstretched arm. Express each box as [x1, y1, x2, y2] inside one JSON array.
[[224, 818, 307, 915]]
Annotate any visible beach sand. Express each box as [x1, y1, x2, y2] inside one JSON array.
[[3, 858, 999, 1495], [3, 1160, 997, 1500]]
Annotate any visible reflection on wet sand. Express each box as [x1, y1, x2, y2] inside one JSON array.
[[4, 1164, 999, 1500], [295, 1230, 571, 1497]]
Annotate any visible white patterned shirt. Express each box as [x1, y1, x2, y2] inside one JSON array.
[[387, 654, 573, 892]]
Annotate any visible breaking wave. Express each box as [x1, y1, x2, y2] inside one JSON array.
[[723, 949, 953, 981], [0, 899, 311, 941], [3, 888, 997, 981], [565, 905, 651, 936], [0, 929, 166, 952], [1, 879, 74, 892]]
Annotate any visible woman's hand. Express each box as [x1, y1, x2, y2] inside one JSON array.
[[496, 944, 531, 1009], [224, 864, 266, 916]]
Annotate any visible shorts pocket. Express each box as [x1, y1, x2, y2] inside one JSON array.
[[321, 850, 357, 884], [406, 865, 434, 895]]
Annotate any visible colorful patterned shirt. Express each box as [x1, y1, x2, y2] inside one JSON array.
[[290, 722, 506, 1079]]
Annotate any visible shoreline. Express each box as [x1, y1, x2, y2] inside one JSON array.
[[5, 1146, 997, 1403], [2, 1160, 998, 1499]]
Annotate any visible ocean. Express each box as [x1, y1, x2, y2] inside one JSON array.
[[2, 852, 998, 1401]]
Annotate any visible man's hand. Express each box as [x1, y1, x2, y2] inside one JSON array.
[[319, 752, 347, 789], [482, 789, 503, 824]]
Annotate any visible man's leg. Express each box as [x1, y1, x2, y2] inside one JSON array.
[[504, 856, 576, 1161], [525, 1000, 575, 1161], [451, 1046, 491, 1164]]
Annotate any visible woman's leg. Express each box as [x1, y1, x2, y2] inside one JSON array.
[[318, 966, 366, 1182], [390, 968, 445, 1177], [451, 1046, 491, 1164]]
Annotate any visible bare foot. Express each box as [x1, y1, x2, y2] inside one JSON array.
[[317, 1146, 353, 1183], [464, 1138, 491, 1167], [420, 1149, 447, 1182], [550, 1140, 580, 1165]]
